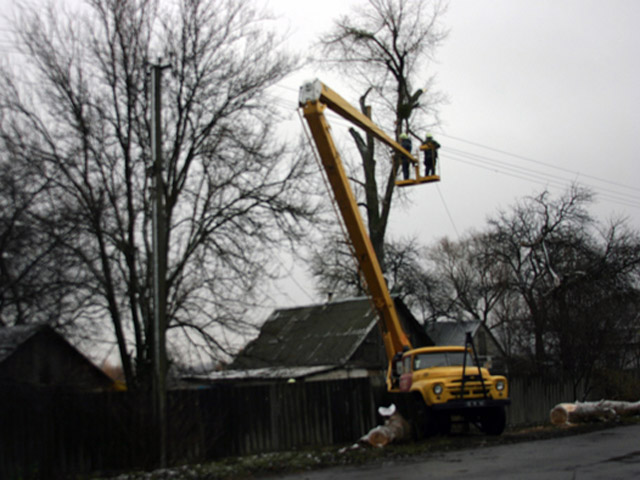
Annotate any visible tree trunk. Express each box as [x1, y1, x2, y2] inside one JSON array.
[[550, 400, 640, 425], [360, 412, 412, 447]]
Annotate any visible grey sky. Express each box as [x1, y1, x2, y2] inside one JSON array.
[[433, 0, 640, 232], [264, 0, 640, 305], [1, 0, 639, 309]]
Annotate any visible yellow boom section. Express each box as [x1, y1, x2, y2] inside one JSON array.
[[300, 80, 418, 164], [299, 79, 412, 360]]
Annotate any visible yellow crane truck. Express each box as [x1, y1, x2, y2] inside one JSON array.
[[298, 79, 510, 436]]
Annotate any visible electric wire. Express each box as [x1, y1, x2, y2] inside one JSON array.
[[443, 146, 640, 209], [294, 102, 639, 209], [436, 183, 460, 239], [2, 29, 635, 207], [438, 131, 640, 194], [266, 90, 639, 212], [443, 144, 640, 204]]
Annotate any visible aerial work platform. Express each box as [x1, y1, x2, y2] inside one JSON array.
[[395, 174, 440, 188]]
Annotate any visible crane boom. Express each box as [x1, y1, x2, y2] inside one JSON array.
[[299, 80, 510, 436], [298, 79, 412, 364], [299, 80, 417, 164]]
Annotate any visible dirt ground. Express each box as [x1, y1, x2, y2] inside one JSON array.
[[98, 418, 640, 480]]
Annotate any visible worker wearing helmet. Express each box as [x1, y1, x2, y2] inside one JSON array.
[[421, 133, 440, 177], [399, 133, 412, 180]]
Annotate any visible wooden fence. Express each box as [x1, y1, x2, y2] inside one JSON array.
[[0, 379, 378, 479], [508, 376, 584, 426], [0, 376, 580, 479]]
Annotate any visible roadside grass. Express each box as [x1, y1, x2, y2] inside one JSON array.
[[96, 417, 640, 480]]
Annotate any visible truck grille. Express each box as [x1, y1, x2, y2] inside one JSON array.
[[447, 378, 490, 398]]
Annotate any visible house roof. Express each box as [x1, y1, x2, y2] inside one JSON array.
[[187, 365, 337, 383], [230, 297, 379, 370], [0, 324, 114, 389], [0, 324, 45, 363]]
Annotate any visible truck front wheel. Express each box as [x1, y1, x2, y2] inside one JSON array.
[[478, 406, 506, 435]]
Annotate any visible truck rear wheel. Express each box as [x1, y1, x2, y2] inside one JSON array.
[[478, 406, 506, 435], [430, 411, 451, 435]]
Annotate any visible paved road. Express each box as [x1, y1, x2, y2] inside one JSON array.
[[268, 424, 640, 480]]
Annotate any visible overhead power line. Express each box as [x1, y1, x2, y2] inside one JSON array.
[[438, 132, 640, 195], [270, 88, 640, 215], [441, 145, 640, 210]]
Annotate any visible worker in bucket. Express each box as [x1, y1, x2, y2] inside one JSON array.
[[421, 133, 440, 177], [399, 132, 412, 180]]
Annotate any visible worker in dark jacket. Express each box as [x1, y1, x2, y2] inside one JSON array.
[[399, 133, 412, 180], [421, 133, 440, 176]]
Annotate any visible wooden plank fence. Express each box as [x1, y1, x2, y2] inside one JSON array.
[[0, 376, 581, 479], [0, 379, 378, 478], [507, 376, 584, 426]]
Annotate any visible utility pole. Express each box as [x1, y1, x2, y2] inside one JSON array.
[[151, 63, 168, 467]]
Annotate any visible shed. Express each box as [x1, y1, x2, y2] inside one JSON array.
[[0, 324, 114, 391], [188, 297, 432, 385]]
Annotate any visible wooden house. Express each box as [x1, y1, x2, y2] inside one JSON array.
[[0, 324, 114, 391], [187, 297, 432, 386]]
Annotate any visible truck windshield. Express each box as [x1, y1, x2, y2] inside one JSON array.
[[413, 351, 476, 370]]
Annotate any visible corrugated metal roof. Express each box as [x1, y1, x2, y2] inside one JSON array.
[[187, 365, 336, 382], [230, 297, 378, 370]]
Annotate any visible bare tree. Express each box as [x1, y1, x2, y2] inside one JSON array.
[[421, 233, 508, 325], [482, 186, 640, 391], [309, 232, 366, 299], [317, 0, 448, 270], [418, 185, 640, 395], [486, 186, 595, 369], [0, 151, 81, 326], [543, 218, 640, 394], [0, 0, 318, 388], [310, 231, 427, 296]]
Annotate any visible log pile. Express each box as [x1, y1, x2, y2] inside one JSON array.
[[360, 405, 412, 447], [340, 404, 411, 452], [550, 400, 640, 425]]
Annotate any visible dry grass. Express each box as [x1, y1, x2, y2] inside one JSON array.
[[96, 417, 640, 480]]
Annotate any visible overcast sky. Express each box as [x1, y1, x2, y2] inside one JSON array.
[[262, 0, 640, 307], [1, 0, 639, 311]]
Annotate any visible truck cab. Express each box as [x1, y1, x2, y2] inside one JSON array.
[[392, 344, 509, 435]]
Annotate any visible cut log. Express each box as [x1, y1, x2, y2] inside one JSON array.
[[358, 404, 412, 447], [361, 412, 411, 447], [550, 400, 640, 425]]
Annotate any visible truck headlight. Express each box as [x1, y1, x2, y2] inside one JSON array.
[[495, 380, 505, 391], [433, 384, 443, 395]]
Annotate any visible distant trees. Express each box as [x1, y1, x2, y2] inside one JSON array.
[[0, 0, 317, 388], [309, 233, 426, 303], [311, 0, 448, 293], [421, 185, 640, 394], [419, 233, 508, 325]]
